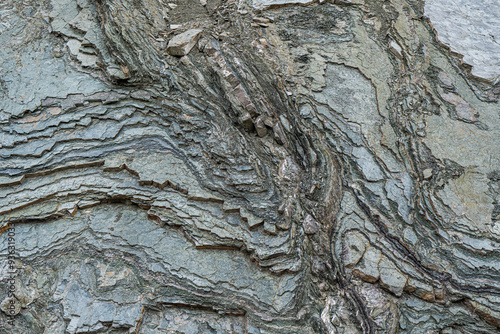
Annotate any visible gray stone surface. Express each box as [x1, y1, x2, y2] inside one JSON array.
[[424, 0, 500, 83], [0, 0, 499, 333]]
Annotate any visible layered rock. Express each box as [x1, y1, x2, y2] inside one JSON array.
[[0, 0, 499, 333]]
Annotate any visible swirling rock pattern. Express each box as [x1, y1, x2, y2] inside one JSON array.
[[0, 0, 499, 333]]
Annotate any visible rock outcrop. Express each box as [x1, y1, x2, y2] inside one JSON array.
[[0, 0, 499, 333]]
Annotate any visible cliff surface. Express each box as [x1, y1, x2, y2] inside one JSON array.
[[0, 0, 499, 333]]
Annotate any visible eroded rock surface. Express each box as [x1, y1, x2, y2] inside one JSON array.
[[424, 0, 500, 83], [0, 0, 499, 333]]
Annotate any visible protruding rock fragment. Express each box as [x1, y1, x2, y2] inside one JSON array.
[[379, 258, 407, 297], [343, 231, 368, 268], [77, 200, 100, 209], [222, 202, 240, 213], [248, 216, 264, 229], [77, 53, 97, 67], [167, 29, 203, 56], [352, 247, 381, 283], [264, 221, 277, 235], [255, 117, 268, 137], [389, 40, 403, 59], [252, 17, 272, 24], [240, 208, 264, 229], [273, 123, 286, 145], [107, 65, 130, 80], [406, 278, 435, 302], [239, 112, 254, 131], [303, 214, 320, 234], [67, 39, 82, 56], [423, 168, 433, 179]]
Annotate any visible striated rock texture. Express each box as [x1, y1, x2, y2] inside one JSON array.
[[0, 0, 499, 333]]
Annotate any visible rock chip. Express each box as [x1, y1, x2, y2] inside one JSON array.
[[106, 65, 130, 80], [378, 258, 407, 297], [423, 168, 433, 179], [343, 231, 368, 268], [353, 247, 381, 283], [167, 29, 203, 56], [389, 40, 403, 59], [303, 214, 320, 234], [255, 116, 268, 137], [264, 221, 277, 235]]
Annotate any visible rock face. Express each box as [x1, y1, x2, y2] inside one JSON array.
[[0, 0, 499, 333], [424, 0, 500, 83]]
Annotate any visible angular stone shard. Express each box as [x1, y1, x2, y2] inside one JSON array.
[[255, 116, 268, 137], [166, 29, 203, 56], [303, 214, 320, 234], [389, 40, 403, 59], [352, 247, 381, 283], [264, 221, 277, 235], [342, 231, 368, 268], [378, 258, 407, 297]]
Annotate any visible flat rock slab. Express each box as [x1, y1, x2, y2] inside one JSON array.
[[166, 29, 203, 56], [424, 0, 500, 82]]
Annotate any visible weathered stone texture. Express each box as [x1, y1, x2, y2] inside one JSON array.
[[424, 0, 500, 83], [0, 0, 499, 333]]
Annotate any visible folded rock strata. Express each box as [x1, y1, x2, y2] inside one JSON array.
[[0, 0, 499, 333]]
